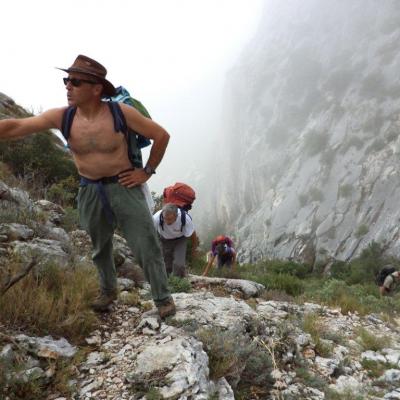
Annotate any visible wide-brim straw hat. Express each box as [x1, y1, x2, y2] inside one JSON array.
[[57, 54, 116, 96]]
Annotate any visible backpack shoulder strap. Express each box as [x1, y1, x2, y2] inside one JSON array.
[[180, 209, 186, 232], [107, 101, 127, 133], [160, 212, 164, 230], [61, 106, 77, 141]]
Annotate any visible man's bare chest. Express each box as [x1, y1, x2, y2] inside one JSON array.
[[69, 116, 125, 155]]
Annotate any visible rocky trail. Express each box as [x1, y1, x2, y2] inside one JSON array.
[[2, 181, 400, 399], [43, 277, 400, 400]]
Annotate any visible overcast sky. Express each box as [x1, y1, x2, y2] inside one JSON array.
[[1, 0, 263, 192]]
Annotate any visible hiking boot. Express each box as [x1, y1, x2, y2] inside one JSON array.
[[91, 290, 118, 312], [157, 297, 176, 319]]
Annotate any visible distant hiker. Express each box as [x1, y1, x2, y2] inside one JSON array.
[[0, 54, 176, 318], [202, 235, 236, 276], [377, 265, 400, 296], [153, 203, 198, 277]]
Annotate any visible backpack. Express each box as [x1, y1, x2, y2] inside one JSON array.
[[61, 86, 151, 168], [163, 183, 196, 211], [375, 265, 396, 286]]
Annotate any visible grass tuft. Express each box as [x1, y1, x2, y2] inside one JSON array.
[[0, 260, 99, 343]]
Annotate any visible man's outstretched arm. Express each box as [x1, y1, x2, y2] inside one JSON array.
[[0, 108, 64, 140]]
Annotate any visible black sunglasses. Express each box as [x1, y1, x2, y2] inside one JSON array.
[[63, 77, 98, 87]]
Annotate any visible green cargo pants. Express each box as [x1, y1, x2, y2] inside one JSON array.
[[77, 182, 171, 306]]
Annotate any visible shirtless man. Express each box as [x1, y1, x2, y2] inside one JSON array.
[[0, 55, 176, 317]]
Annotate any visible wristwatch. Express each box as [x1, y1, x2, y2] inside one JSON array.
[[144, 165, 156, 175]]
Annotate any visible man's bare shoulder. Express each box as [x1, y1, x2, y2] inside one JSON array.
[[39, 107, 68, 131]]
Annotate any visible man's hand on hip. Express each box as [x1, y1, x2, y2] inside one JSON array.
[[118, 169, 149, 188]]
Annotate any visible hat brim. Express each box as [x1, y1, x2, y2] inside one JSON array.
[[57, 67, 116, 97]]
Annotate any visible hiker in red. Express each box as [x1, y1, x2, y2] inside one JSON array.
[[202, 235, 237, 276]]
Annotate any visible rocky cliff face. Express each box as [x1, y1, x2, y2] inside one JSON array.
[[205, 0, 400, 264]]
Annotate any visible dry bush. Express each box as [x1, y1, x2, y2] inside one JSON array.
[[356, 327, 390, 352], [302, 313, 333, 357], [196, 326, 274, 396], [0, 259, 99, 343]]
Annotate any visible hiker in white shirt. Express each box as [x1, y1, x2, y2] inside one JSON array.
[[153, 203, 198, 277]]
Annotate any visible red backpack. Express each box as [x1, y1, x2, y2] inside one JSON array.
[[163, 182, 196, 211]]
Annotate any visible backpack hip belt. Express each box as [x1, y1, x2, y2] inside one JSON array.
[[79, 174, 120, 225]]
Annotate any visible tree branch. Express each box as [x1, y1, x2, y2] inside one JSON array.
[[0, 258, 37, 296]]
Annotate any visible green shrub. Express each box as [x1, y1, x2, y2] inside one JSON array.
[[360, 359, 387, 378], [330, 242, 390, 285], [168, 276, 192, 293], [355, 224, 369, 238], [167, 318, 199, 333], [317, 280, 368, 313], [0, 132, 77, 186], [187, 251, 207, 275], [0, 202, 46, 230], [197, 327, 243, 380], [120, 291, 141, 306], [196, 327, 274, 395], [213, 268, 241, 279], [0, 357, 44, 400], [60, 206, 80, 232], [338, 184, 353, 198], [128, 368, 170, 397], [0, 347, 81, 400], [302, 313, 333, 357], [295, 367, 327, 390], [262, 273, 304, 297], [47, 175, 79, 207], [356, 327, 390, 352], [325, 388, 365, 400], [145, 387, 163, 400], [266, 260, 312, 279]]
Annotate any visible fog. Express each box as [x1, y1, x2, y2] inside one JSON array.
[[1, 0, 263, 194], [195, 0, 400, 260]]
